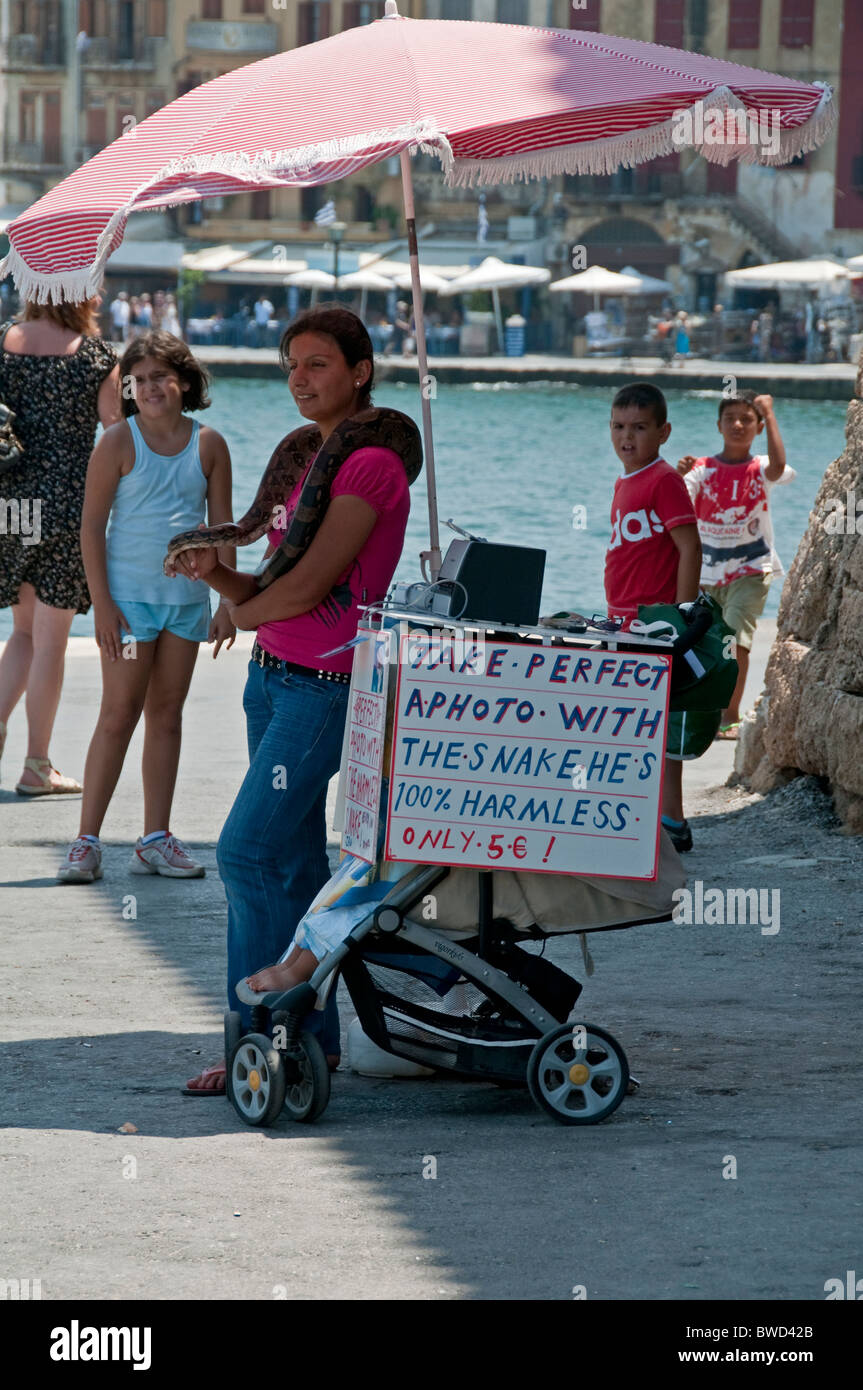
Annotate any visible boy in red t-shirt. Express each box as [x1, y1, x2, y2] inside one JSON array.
[[678, 391, 792, 737], [605, 384, 701, 851]]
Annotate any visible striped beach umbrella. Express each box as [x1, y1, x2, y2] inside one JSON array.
[[0, 0, 835, 572]]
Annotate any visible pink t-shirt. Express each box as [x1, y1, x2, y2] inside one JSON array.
[[256, 445, 410, 673]]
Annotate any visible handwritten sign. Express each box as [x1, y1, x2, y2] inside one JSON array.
[[340, 627, 391, 863], [384, 635, 671, 879]]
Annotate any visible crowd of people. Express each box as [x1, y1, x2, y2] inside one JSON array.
[[0, 287, 794, 1093], [109, 290, 182, 342]]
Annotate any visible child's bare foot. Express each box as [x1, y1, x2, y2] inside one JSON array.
[[247, 961, 298, 993], [183, 1061, 226, 1095]]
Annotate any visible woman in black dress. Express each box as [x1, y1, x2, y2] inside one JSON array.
[[0, 296, 120, 793]]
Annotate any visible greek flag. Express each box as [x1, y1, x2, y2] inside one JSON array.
[[314, 200, 337, 227]]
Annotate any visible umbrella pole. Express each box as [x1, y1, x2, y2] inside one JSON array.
[[493, 287, 504, 353], [400, 150, 441, 581], [360, 286, 368, 320]]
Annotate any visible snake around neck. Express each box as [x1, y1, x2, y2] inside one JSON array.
[[163, 406, 423, 590]]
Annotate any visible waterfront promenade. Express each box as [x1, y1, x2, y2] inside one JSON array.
[[1, 621, 860, 1300], [193, 346, 859, 402]]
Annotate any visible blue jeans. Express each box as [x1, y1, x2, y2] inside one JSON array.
[[217, 660, 349, 1050]]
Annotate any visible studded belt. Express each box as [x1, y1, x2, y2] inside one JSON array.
[[251, 641, 351, 685]]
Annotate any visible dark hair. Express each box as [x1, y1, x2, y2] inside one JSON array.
[[119, 331, 211, 416], [279, 304, 374, 407], [718, 389, 763, 422], [611, 382, 668, 427]]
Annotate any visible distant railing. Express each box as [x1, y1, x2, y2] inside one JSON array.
[[81, 35, 158, 66], [5, 32, 65, 66], [2, 140, 63, 168], [564, 170, 684, 199]]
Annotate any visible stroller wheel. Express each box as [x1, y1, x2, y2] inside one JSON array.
[[224, 1009, 242, 1061], [227, 1033, 286, 1127], [527, 1023, 629, 1126], [281, 1029, 331, 1124]]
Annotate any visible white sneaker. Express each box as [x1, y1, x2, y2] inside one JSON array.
[[58, 837, 103, 883], [130, 834, 205, 878]]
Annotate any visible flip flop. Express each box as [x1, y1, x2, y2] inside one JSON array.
[[182, 1062, 226, 1097], [715, 722, 741, 741]]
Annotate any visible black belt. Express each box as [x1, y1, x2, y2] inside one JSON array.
[[251, 641, 351, 685]]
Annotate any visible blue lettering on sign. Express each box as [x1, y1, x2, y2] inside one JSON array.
[[558, 703, 597, 732], [405, 688, 424, 717], [486, 649, 506, 677], [469, 742, 488, 771], [446, 693, 471, 720], [592, 800, 630, 831], [443, 742, 463, 770], [610, 707, 635, 735], [608, 751, 632, 783], [550, 654, 571, 683], [634, 708, 663, 739], [557, 749, 583, 780], [612, 659, 637, 687], [637, 751, 656, 780]]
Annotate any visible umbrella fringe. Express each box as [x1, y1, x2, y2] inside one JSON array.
[[133, 124, 453, 194], [444, 83, 836, 186], [1, 122, 454, 303], [0, 241, 108, 305]]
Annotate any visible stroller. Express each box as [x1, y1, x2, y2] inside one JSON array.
[[226, 597, 733, 1128], [228, 832, 685, 1127]]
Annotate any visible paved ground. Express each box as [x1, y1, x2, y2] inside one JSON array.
[[1, 620, 860, 1301], [193, 344, 858, 402]]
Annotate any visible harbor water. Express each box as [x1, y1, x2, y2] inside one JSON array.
[[0, 380, 848, 639]]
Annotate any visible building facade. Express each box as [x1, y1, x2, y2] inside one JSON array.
[[1, 1, 175, 207], [2, 1, 862, 297]]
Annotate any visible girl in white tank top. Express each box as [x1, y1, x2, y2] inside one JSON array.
[[59, 333, 236, 884]]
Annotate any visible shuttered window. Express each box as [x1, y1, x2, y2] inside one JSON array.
[[780, 0, 814, 48], [654, 0, 684, 48], [727, 0, 761, 48], [569, 0, 601, 31]]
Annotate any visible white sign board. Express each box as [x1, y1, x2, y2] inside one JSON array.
[[385, 636, 671, 880], [340, 628, 391, 863]]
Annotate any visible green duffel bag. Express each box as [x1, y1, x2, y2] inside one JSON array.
[[665, 707, 723, 760], [633, 593, 738, 713]]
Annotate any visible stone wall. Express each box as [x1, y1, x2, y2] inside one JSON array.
[[735, 370, 863, 829]]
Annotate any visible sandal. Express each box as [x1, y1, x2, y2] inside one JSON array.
[[15, 757, 83, 796], [715, 722, 741, 741], [182, 1062, 226, 1097]]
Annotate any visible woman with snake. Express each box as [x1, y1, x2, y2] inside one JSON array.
[[171, 307, 422, 1093]]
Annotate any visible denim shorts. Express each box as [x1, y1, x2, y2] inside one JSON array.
[[118, 599, 210, 645]]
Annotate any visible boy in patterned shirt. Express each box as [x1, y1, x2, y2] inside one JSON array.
[[678, 391, 793, 737]]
